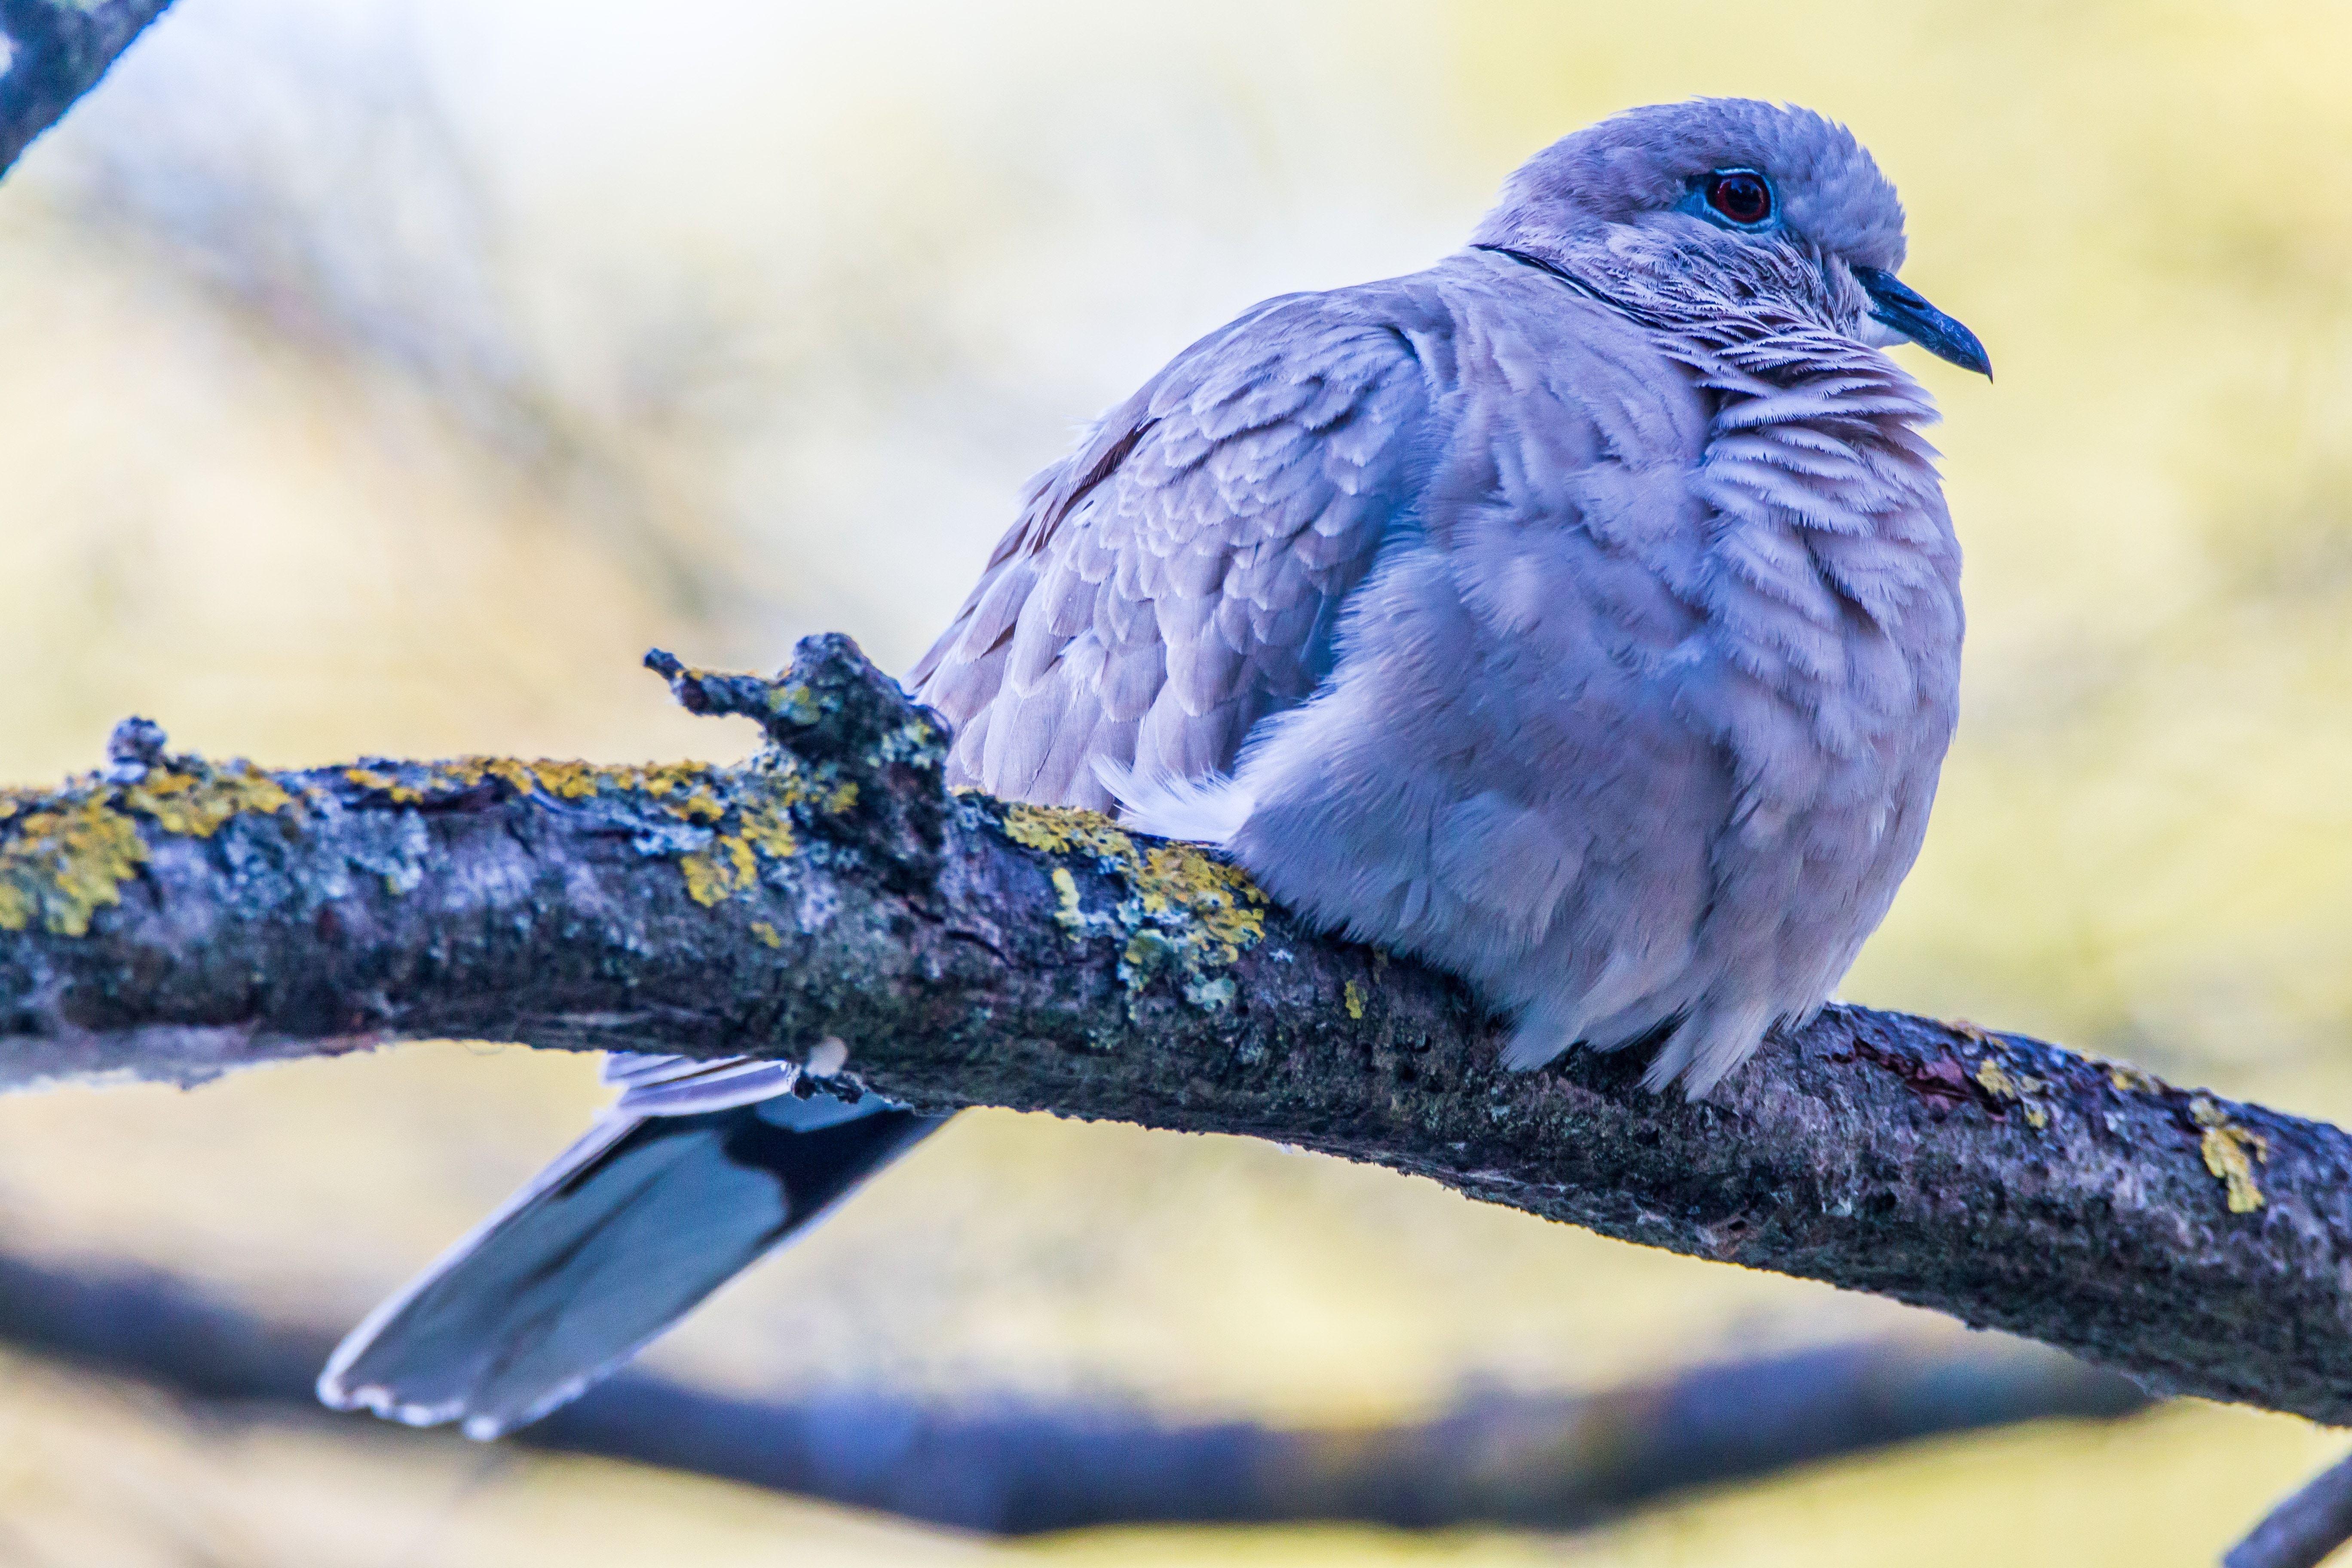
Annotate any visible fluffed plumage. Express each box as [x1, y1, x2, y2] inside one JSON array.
[[922, 98, 1966, 1095]]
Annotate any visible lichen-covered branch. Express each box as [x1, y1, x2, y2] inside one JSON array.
[[0, 0, 175, 176], [3, 635, 2349, 1428]]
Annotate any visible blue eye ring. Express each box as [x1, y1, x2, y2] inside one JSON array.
[[1702, 168, 1774, 227]]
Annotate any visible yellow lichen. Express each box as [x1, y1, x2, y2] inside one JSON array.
[[341, 756, 822, 910], [343, 767, 421, 804], [1132, 844, 1266, 964], [733, 802, 799, 860], [768, 680, 824, 726], [386, 756, 750, 820], [452, 750, 846, 911], [1002, 803, 1136, 860], [123, 765, 291, 838], [0, 796, 149, 936], [1344, 980, 1366, 1021], [681, 833, 762, 907], [1050, 866, 1087, 932], [673, 787, 727, 823], [679, 849, 732, 906], [5, 737, 850, 937], [0, 754, 303, 937], [518, 759, 603, 800], [1001, 801, 1268, 1006], [640, 761, 726, 798], [478, 758, 541, 797], [662, 768, 828, 909], [751, 920, 784, 949], [1972, 1057, 2051, 1130], [2191, 1096, 2267, 1214]]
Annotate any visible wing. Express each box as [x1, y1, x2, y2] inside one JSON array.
[[908, 285, 1442, 808]]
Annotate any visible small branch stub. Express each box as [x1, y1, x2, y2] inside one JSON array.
[[646, 638, 954, 894]]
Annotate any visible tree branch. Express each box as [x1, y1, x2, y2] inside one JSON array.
[[2, 635, 2346, 1429], [2227, 1450, 2352, 1568], [0, 0, 174, 177], [0, 1242, 2150, 1533]]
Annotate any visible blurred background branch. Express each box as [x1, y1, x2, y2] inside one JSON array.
[[0, 0, 172, 176], [40, 3, 753, 625], [0, 1240, 2149, 1535], [2227, 1453, 2352, 1568]]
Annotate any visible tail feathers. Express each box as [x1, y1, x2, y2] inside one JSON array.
[[600, 1051, 803, 1115], [318, 1091, 941, 1439]]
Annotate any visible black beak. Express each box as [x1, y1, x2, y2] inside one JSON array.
[[1853, 266, 1991, 379]]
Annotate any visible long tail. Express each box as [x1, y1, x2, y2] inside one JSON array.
[[318, 1057, 943, 1439]]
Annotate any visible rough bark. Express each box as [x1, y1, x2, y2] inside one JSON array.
[[0, 1242, 2150, 1533], [1, 636, 2345, 1429], [0, 0, 174, 176]]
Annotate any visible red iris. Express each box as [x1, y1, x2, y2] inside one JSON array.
[[1706, 171, 1772, 225]]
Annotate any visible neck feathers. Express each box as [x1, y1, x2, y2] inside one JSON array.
[[1630, 255, 1960, 757]]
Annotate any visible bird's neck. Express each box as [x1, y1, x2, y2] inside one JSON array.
[[1531, 226, 1865, 345], [1496, 231, 1948, 546], [1669, 298, 1958, 738], [1476, 233, 1959, 739]]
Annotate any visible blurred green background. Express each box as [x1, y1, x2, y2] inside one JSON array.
[[4, 0, 2352, 1562]]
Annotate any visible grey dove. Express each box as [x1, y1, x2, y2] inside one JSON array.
[[321, 98, 1988, 1439]]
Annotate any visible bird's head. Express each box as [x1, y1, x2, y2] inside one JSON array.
[[1473, 98, 1989, 378]]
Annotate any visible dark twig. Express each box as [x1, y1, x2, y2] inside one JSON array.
[[2227, 1449, 2352, 1568], [0, 634, 2335, 1428], [0, 1243, 2150, 1533], [0, 0, 174, 176]]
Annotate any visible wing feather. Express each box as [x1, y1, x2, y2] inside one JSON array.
[[1097, 631, 1166, 723], [913, 287, 1440, 805]]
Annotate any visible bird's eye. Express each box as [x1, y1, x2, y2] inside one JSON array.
[[1705, 170, 1773, 226]]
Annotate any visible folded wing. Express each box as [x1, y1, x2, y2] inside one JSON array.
[[910, 284, 1445, 805]]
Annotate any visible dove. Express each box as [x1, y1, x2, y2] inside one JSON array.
[[321, 97, 1985, 1439]]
